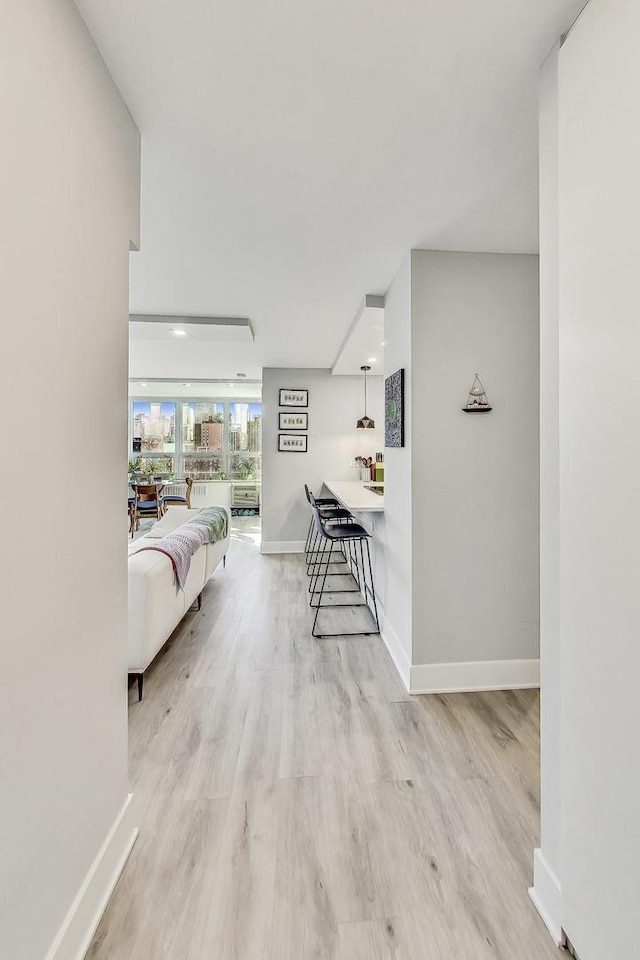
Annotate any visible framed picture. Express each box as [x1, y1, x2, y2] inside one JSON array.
[[385, 368, 405, 448], [278, 433, 308, 453], [279, 412, 308, 430], [279, 388, 308, 407]]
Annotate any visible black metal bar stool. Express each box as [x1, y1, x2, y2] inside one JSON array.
[[304, 485, 354, 575], [303, 484, 343, 557], [309, 504, 380, 639], [306, 491, 364, 597], [304, 486, 364, 594]]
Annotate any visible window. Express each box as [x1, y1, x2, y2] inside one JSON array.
[[228, 402, 262, 479], [181, 402, 225, 477], [228, 403, 261, 452], [130, 402, 176, 476], [132, 402, 176, 453], [182, 402, 224, 454], [183, 454, 223, 479], [132, 456, 175, 476], [129, 397, 261, 480]]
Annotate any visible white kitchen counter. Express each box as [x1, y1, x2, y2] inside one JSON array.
[[323, 479, 384, 513]]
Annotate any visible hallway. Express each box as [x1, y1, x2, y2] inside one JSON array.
[[89, 537, 556, 959]]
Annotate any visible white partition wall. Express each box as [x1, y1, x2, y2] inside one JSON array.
[[381, 251, 540, 693], [0, 2, 140, 957], [530, 41, 563, 943], [381, 256, 413, 671], [556, 1, 640, 956], [410, 250, 540, 688]]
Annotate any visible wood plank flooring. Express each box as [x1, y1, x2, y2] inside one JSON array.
[[88, 526, 559, 959]]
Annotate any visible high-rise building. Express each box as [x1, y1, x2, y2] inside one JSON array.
[[200, 420, 222, 451], [247, 415, 262, 452], [228, 424, 241, 452], [183, 404, 195, 446], [133, 413, 144, 440]]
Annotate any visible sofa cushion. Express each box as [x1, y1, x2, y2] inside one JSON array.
[[146, 507, 204, 538]]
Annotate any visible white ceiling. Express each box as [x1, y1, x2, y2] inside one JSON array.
[[76, 0, 583, 376]]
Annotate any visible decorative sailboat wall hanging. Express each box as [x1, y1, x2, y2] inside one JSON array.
[[462, 373, 492, 413]]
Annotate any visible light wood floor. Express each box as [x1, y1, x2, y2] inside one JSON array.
[[89, 530, 558, 959]]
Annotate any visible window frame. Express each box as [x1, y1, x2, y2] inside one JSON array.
[[129, 396, 262, 480]]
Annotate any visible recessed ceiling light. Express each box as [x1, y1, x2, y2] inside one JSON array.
[[368, 357, 378, 363], [139, 382, 147, 387], [171, 328, 187, 336], [381, 340, 386, 346], [184, 382, 192, 387]]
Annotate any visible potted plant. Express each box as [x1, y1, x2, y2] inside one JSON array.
[[239, 457, 256, 480], [128, 458, 142, 482]]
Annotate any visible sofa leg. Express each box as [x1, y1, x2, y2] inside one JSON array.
[[223, 554, 226, 568], [137, 674, 144, 702], [197, 591, 203, 611]]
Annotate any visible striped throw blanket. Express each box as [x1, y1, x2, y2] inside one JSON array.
[[133, 507, 228, 590]]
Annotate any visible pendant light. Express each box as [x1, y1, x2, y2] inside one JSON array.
[[356, 365, 375, 429]]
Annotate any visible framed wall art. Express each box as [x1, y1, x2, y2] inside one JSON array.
[[279, 388, 308, 407], [278, 433, 308, 453], [385, 368, 405, 448], [279, 412, 308, 430]]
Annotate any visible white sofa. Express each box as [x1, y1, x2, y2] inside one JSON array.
[[127, 501, 231, 699]]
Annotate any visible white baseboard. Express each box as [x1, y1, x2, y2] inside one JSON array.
[[260, 540, 306, 554], [529, 848, 563, 945], [379, 613, 411, 692], [45, 793, 138, 960], [409, 658, 540, 694]]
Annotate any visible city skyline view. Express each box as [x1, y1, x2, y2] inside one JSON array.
[[131, 399, 262, 477]]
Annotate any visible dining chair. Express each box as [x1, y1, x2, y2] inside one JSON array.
[[161, 476, 194, 512], [130, 482, 164, 538]]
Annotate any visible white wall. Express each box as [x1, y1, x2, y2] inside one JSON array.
[[382, 256, 413, 664], [557, 1, 640, 957], [261, 368, 383, 549], [0, 2, 140, 958], [380, 250, 540, 692], [531, 41, 563, 942], [410, 251, 540, 670]]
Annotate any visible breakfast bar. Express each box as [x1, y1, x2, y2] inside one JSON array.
[[321, 479, 388, 635], [322, 479, 384, 513]]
